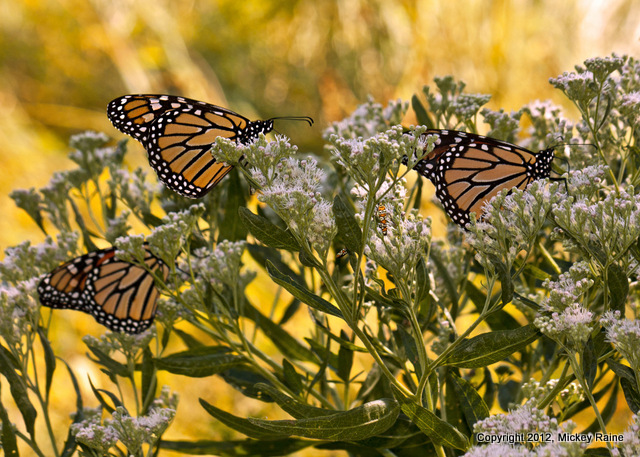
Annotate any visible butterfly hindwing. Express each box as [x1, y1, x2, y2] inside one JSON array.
[[107, 94, 275, 197], [38, 246, 169, 334]]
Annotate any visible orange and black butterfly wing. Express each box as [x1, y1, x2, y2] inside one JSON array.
[[107, 94, 274, 198], [38, 246, 169, 334], [413, 130, 555, 227]]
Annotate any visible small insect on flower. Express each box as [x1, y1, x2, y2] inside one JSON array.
[[336, 248, 349, 259], [408, 129, 556, 228], [37, 245, 169, 334], [377, 204, 389, 236], [107, 94, 313, 198]]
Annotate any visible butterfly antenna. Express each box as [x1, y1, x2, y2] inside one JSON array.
[[269, 115, 314, 126]]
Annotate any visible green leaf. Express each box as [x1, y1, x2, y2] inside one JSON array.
[[248, 399, 400, 441], [0, 384, 19, 457], [337, 330, 354, 382], [239, 207, 300, 251], [298, 249, 320, 267], [88, 377, 123, 414], [411, 94, 434, 128], [496, 263, 513, 306], [68, 198, 99, 252], [282, 359, 304, 395], [38, 328, 56, 402], [333, 193, 362, 253], [392, 386, 469, 451], [141, 347, 156, 413], [255, 383, 335, 419], [445, 325, 541, 368], [173, 328, 205, 349], [607, 262, 628, 313], [498, 380, 519, 410], [432, 246, 460, 316], [446, 373, 490, 429], [219, 169, 248, 242], [85, 345, 129, 377], [266, 260, 344, 318], [620, 378, 640, 413], [59, 359, 82, 457], [0, 345, 37, 438], [161, 438, 314, 456], [156, 346, 244, 377], [415, 257, 432, 318], [521, 263, 551, 281], [243, 302, 319, 363], [218, 367, 274, 401], [305, 338, 339, 371], [199, 399, 287, 440], [315, 325, 367, 352], [606, 359, 636, 384], [247, 244, 306, 289], [584, 449, 616, 456], [582, 337, 597, 390]]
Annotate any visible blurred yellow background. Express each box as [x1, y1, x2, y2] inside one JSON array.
[[1, 0, 639, 455]]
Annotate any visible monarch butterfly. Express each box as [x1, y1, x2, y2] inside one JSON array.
[[38, 245, 169, 334], [410, 129, 555, 227], [107, 94, 313, 198]]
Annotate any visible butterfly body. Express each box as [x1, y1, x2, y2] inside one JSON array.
[[107, 94, 275, 198], [412, 130, 555, 227], [38, 246, 169, 334]]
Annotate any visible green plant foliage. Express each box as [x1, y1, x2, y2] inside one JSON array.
[[2, 53, 640, 457]]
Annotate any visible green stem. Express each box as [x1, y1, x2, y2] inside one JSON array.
[[567, 352, 612, 452], [14, 429, 48, 457]]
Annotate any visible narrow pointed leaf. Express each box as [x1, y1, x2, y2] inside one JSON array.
[[266, 261, 343, 318], [282, 359, 304, 395], [411, 95, 434, 128], [0, 384, 19, 457], [199, 399, 287, 440], [141, 346, 156, 412], [86, 345, 128, 377], [333, 193, 362, 252], [247, 244, 305, 289], [218, 169, 248, 241], [239, 207, 300, 251], [445, 325, 541, 368], [38, 328, 56, 401], [60, 359, 82, 457], [393, 386, 468, 451], [156, 346, 244, 377], [447, 373, 490, 428], [337, 330, 354, 382], [160, 438, 314, 456], [607, 262, 628, 313], [256, 383, 336, 419], [248, 399, 399, 441], [0, 345, 37, 438], [620, 378, 640, 413], [218, 367, 274, 401], [88, 377, 123, 414], [582, 337, 597, 390]]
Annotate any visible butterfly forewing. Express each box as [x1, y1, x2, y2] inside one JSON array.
[[412, 130, 555, 228], [107, 94, 274, 198], [38, 246, 169, 334]]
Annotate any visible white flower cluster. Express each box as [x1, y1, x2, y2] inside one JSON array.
[[534, 262, 594, 350], [71, 405, 176, 455], [600, 310, 640, 371]]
